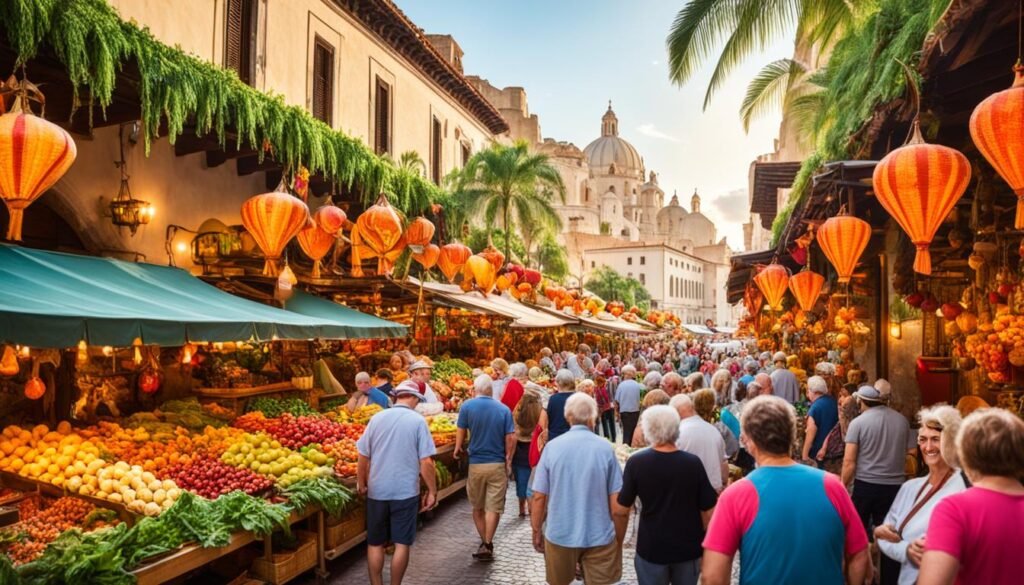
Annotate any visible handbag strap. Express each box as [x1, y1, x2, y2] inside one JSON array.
[[897, 470, 954, 536]]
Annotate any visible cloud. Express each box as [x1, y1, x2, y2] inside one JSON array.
[[708, 190, 749, 224], [636, 124, 679, 142]]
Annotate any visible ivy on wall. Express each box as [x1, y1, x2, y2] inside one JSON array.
[[0, 0, 444, 209]]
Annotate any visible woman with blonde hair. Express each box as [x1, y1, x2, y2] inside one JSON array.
[[875, 405, 967, 585], [919, 408, 1024, 585], [630, 389, 670, 448], [511, 390, 543, 517], [710, 369, 733, 407], [692, 388, 738, 459], [685, 372, 705, 393]]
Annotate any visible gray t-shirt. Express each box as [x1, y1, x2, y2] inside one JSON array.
[[769, 368, 801, 403], [845, 406, 912, 485]]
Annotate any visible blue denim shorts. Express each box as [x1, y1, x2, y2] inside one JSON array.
[[366, 495, 419, 546]]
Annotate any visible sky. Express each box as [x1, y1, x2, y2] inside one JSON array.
[[398, 0, 795, 249]]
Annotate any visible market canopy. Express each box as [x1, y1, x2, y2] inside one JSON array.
[[409, 279, 571, 328], [683, 324, 715, 336], [575, 313, 653, 335], [0, 244, 397, 347], [282, 290, 407, 339]]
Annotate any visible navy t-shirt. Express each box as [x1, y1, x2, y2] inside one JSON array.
[[546, 392, 573, 441], [808, 395, 839, 455], [457, 396, 514, 464]]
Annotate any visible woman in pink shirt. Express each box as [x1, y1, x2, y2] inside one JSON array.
[[919, 408, 1024, 585]]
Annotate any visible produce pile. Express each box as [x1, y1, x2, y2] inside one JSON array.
[[326, 438, 358, 477], [427, 414, 457, 446], [430, 360, 474, 411], [162, 455, 273, 499], [246, 397, 317, 418], [325, 404, 381, 425], [0, 497, 117, 565], [219, 433, 334, 488]]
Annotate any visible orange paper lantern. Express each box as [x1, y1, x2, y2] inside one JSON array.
[[24, 376, 45, 400], [872, 122, 970, 274], [788, 269, 825, 312], [378, 233, 407, 276], [466, 255, 497, 295], [817, 215, 871, 284], [438, 242, 471, 283], [356, 194, 403, 257], [296, 224, 335, 278], [753, 264, 790, 311], [314, 205, 347, 235], [405, 217, 435, 248], [0, 100, 77, 241], [971, 65, 1024, 228], [479, 244, 505, 271], [241, 191, 310, 275], [413, 243, 440, 270]]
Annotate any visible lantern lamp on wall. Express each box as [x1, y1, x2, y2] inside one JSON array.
[[108, 122, 154, 235], [889, 322, 902, 339]]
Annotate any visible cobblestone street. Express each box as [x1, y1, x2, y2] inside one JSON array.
[[315, 488, 640, 585]]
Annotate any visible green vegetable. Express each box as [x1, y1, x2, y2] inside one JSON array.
[[281, 477, 353, 518], [432, 359, 472, 383], [0, 554, 18, 585], [81, 508, 117, 530], [216, 491, 291, 537], [247, 397, 317, 418]]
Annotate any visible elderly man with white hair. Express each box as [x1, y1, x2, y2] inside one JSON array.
[[454, 374, 515, 562], [615, 365, 643, 446], [532, 393, 624, 585], [671, 393, 728, 492], [769, 352, 800, 403], [613, 405, 717, 585], [801, 375, 839, 469], [661, 372, 685, 397], [643, 370, 663, 390]]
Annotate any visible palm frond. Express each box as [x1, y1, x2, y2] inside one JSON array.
[[740, 58, 807, 132]]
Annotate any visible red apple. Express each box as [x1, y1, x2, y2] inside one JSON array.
[[989, 292, 1004, 305], [905, 292, 924, 308], [920, 296, 940, 313], [998, 283, 1015, 298], [940, 303, 963, 321], [523, 269, 542, 286]]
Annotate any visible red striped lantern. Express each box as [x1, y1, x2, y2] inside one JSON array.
[[296, 224, 335, 278], [788, 269, 825, 312], [438, 242, 472, 283], [970, 65, 1024, 228], [356, 194, 403, 257], [0, 97, 77, 241], [817, 215, 871, 284], [314, 204, 347, 235], [241, 191, 310, 276], [753, 264, 790, 311], [872, 122, 970, 275]]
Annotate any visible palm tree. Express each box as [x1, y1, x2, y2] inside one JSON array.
[[452, 140, 565, 261], [666, 0, 854, 110]]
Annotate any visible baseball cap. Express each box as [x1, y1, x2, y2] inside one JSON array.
[[854, 385, 884, 403], [407, 360, 432, 373], [394, 379, 426, 402]]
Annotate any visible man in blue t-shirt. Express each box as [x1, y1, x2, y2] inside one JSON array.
[[347, 371, 391, 412], [802, 375, 838, 468], [455, 374, 514, 562]]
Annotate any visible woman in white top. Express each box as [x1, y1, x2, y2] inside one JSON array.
[[875, 405, 967, 585]]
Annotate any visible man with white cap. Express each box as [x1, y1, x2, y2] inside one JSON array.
[[768, 352, 800, 403], [357, 379, 437, 585], [407, 360, 439, 403], [842, 384, 917, 539]]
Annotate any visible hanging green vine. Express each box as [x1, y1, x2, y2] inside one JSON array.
[[769, 0, 951, 246], [0, 0, 444, 207]]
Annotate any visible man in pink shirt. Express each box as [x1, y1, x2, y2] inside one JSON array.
[[702, 396, 870, 585]]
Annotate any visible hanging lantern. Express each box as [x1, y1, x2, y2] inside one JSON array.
[[274, 263, 298, 301], [753, 264, 790, 311], [138, 367, 162, 394], [788, 269, 825, 312], [438, 242, 472, 283], [0, 77, 77, 241], [413, 243, 440, 270], [817, 215, 871, 284], [356, 194, 403, 257], [241, 190, 309, 276], [24, 377, 45, 400], [970, 64, 1024, 228], [405, 217, 435, 249], [466, 255, 497, 295], [378, 233, 407, 276], [314, 204, 347, 235], [0, 345, 18, 376], [479, 243, 506, 271], [872, 121, 971, 275], [296, 224, 335, 278]]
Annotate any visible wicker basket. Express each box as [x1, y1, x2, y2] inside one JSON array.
[[250, 530, 318, 585], [324, 505, 367, 549]]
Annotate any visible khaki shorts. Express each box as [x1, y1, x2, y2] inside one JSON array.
[[544, 538, 622, 585], [466, 462, 507, 514]]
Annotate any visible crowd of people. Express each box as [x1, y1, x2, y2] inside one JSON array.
[[350, 340, 1024, 585]]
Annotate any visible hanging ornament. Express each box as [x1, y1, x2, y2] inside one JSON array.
[[0, 75, 78, 241], [816, 214, 871, 283], [789, 269, 825, 312], [872, 119, 970, 274], [378, 233, 407, 276], [753, 264, 790, 311], [292, 165, 310, 202], [413, 243, 440, 270], [355, 194, 403, 257], [970, 64, 1024, 228], [438, 242, 472, 283], [405, 217, 436, 248], [240, 189, 310, 276], [313, 204, 347, 235], [76, 340, 88, 365], [0, 345, 19, 376], [466, 254, 497, 295], [274, 263, 298, 301], [24, 377, 45, 400], [296, 224, 335, 278], [479, 243, 506, 271]]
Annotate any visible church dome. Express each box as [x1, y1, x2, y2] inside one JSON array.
[[681, 191, 715, 245], [657, 190, 689, 233], [583, 103, 643, 177]]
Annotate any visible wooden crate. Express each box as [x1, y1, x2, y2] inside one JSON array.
[[324, 504, 366, 549], [250, 530, 318, 585]]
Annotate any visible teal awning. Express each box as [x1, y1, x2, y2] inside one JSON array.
[[0, 244, 400, 347], [282, 289, 406, 339]]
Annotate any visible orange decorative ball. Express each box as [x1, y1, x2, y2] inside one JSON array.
[[241, 190, 310, 276], [24, 376, 45, 400]]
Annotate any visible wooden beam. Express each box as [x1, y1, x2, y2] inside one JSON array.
[[237, 154, 281, 176]]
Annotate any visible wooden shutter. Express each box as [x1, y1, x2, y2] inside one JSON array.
[[461, 142, 470, 166], [225, 0, 255, 85], [374, 78, 390, 155], [431, 117, 442, 184], [312, 40, 334, 124]]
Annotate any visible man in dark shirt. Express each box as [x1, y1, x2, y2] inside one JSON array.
[[613, 405, 717, 585], [374, 368, 395, 398]]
